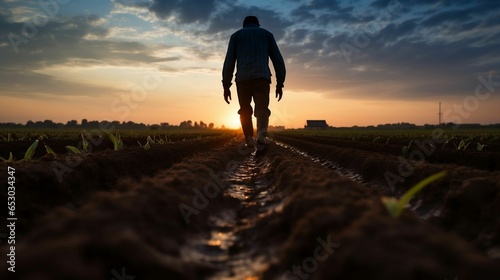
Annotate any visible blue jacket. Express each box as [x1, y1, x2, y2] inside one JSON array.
[[222, 23, 286, 89]]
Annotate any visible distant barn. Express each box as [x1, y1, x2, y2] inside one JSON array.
[[305, 120, 328, 129]]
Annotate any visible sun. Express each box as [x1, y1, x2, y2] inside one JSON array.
[[225, 114, 241, 129]]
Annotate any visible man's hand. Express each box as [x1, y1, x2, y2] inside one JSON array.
[[224, 88, 231, 104], [276, 87, 283, 102]]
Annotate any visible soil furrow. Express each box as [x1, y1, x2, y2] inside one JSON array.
[[181, 155, 283, 279], [0, 135, 234, 239], [0, 138, 251, 279], [1, 137, 499, 279], [274, 135, 500, 261]]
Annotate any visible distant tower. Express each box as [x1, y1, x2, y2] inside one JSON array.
[[438, 102, 442, 126]]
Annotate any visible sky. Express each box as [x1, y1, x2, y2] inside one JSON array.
[[0, 0, 499, 129]]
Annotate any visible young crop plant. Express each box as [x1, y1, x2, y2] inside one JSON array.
[[82, 134, 89, 153], [65, 146, 81, 154], [456, 139, 471, 150], [477, 143, 487, 151], [22, 139, 39, 161], [147, 135, 155, 144], [64, 136, 90, 155], [107, 132, 124, 151], [0, 152, 14, 163], [402, 139, 414, 157], [138, 138, 151, 151], [381, 171, 447, 218], [1, 133, 13, 142], [45, 145, 56, 156]]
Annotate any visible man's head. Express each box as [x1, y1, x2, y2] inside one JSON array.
[[243, 16, 260, 27]]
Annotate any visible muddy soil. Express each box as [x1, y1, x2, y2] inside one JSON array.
[[0, 135, 233, 238], [1, 136, 499, 279], [275, 135, 500, 260], [277, 134, 500, 171]]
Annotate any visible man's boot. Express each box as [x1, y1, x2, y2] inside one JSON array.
[[240, 115, 255, 150], [255, 116, 269, 156]]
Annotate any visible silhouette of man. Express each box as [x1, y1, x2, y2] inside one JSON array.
[[222, 15, 286, 155]]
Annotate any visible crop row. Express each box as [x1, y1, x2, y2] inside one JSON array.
[[276, 128, 500, 151], [274, 134, 500, 257], [0, 134, 235, 239], [0, 130, 233, 162]]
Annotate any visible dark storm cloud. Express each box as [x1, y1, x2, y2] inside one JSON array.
[[287, 28, 308, 43], [291, 0, 371, 25], [421, 8, 473, 26], [370, 0, 471, 9], [351, 34, 500, 97], [270, 0, 500, 100], [148, 0, 216, 23], [1, 0, 499, 102], [0, 11, 177, 98], [370, 19, 417, 42], [208, 5, 291, 40], [0, 13, 174, 65]]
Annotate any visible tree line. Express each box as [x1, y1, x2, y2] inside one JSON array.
[[0, 119, 218, 130]]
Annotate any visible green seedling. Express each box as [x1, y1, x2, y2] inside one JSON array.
[[402, 146, 409, 157], [65, 146, 81, 154], [138, 139, 151, 151], [45, 145, 56, 156], [0, 152, 14, 163], [23, 139, 39, 161], [381, 171, 447, 218], [441, 140, 449, 149], [107, 132, 123, 151], [457, 140, 470, 150], [1, 133, 13, 142], [477, 143, 487, 151], [82, 134, 89, 153], [402, 139, 414, 157]]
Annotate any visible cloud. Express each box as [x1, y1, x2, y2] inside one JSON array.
[[3, 14, 177, 65], [208, 4, 291, 39], [1, 0, 499, 104], [0, 11, 177, 99], [148, 0, 217, 23], [0, 70, 125, 98], [291, 0, 370, 25]]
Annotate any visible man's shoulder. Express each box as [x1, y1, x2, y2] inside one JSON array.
[[233, 27, 273, 37]]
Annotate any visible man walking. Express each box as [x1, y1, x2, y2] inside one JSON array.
[[222, 15, 286, 156]]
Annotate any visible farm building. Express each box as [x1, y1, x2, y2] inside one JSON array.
[[305, 120, 329, 129]]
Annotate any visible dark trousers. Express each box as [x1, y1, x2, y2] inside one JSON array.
[[236, 78, 271, 139]]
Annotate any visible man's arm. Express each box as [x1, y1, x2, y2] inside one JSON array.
[[269, 34, 286, 88], [222, 35, 237, 89]]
